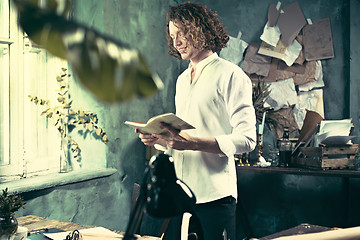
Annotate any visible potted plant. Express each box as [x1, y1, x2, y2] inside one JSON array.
[[0, 188, 25, 240]]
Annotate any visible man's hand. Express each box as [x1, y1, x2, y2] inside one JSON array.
[[153, 123, 196, 151], [137, 123, 222, 154], [136, 129, 160, 146]]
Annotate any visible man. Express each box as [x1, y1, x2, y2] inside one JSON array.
[[138, 2, 256, 239]]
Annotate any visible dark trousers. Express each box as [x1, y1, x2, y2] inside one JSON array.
[[191, 196, 236, 240], [164, 196, 236, 240]]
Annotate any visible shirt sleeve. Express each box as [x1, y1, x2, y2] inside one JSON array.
[[154, 144, 168, 152], [215, 67, 257, 157]]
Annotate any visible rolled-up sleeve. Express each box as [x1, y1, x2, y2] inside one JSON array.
[[215, 67, 257, 157]]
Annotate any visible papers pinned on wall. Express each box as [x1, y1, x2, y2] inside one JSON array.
[[245, 0, 336, 133], [303, 18, 334, 61], [222, 1, 336, 137]]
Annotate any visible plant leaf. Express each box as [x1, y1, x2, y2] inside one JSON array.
[[13, 0, 163, 103], [95, 128, 102, 136]]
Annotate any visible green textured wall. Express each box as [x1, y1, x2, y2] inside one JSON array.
[[17, 0, 360, 239]]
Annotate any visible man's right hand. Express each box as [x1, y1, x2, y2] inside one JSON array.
[[136, 129, 160, 146]]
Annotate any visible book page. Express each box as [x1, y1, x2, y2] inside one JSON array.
[[125, 113, 195, 134]]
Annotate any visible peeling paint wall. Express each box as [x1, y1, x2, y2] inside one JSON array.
[[16, 0, 360, 239]]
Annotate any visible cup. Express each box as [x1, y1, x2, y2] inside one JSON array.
[[14, 226, 28, 240]]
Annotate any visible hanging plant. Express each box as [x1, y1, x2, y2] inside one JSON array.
[[29, 68, 108, 167]]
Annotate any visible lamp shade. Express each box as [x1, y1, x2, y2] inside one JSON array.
[[145, 153, 196, 218]]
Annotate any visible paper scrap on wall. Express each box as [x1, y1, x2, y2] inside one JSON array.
[[303, 18, 334, 61], [297, 61, 324, 91], [242, 42, 272, 77], [267, 1, 282, 27], [219, 31, 248, 65], [263, 78, 297, 111], [258, 38, 302, 66], [260, 23, 281, 47], [277, 1, 307, 47], [294, 89, 324, 129]]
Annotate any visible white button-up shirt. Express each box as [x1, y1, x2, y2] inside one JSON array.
[[166, 53, 256, 204]]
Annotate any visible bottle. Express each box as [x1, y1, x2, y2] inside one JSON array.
[[278, 126, 292, 167]]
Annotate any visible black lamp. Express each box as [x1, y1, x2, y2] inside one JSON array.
[[123, 153, 196, 240]]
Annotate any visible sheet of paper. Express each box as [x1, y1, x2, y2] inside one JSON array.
[[219, 31, 248, 65], [318, 119, 353, 135], [267, 2, 281, 27], [250, 58, 295, 82], [264, 78, 297, 111], [303, 18, 334, 61], [277, 60, 305, 74], [258, 40, 287, 60], [242, 42, 272, 76], [292, 60, 317, 86], [294, 89, 324, 129], [260, 22, 281, 47], [314, 119, 354, 146], [250, 55, 317, 84], [298, 61, 324, 91], [258, 39, 302, 66], [282, 39, 302, 66], [277, 1, 307, 46], [293, 35, 305, 65], [44, 227, 123, 240]]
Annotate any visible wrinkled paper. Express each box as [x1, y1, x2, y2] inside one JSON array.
[[264, 78, 297, 111], [242, 42, 272, 76], [220, 31, 248, 65]]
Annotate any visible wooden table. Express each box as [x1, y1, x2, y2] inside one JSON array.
[[17, 215, 161, 240]]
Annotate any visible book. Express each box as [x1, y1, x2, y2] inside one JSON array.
[[124, 113, 195, 134]]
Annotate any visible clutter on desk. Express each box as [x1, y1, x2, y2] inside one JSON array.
[[291, 113, 358, 170]]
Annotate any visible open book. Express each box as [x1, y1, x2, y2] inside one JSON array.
[[125, 113, 195, 134]]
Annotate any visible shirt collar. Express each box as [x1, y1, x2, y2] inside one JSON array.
[[189, 52, 218, 72], [187, 53, 218, 84]]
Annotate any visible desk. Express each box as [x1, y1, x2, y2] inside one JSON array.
[[259, 223, 332, 239], [237, 166, 360, 178], [236, 166, 360, 239], [17, 215, 160, 240]]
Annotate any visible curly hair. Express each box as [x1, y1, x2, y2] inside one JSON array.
[[166, 2, 229, 59]]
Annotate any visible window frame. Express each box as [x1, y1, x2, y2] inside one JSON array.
[[0, 0, 66, 182]]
